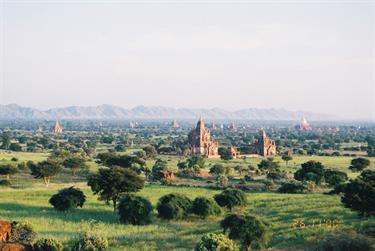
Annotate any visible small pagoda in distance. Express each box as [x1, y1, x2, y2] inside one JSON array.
[[52, 120, 63, 134]]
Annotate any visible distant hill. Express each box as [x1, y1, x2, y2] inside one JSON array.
[[0, 104, 339, 121]]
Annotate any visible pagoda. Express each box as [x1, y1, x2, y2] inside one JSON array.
[[188, 117, 219, 158], [52, 120, 63, 134]]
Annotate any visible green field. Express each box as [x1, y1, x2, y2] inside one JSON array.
[[0, 152, 374, 250]]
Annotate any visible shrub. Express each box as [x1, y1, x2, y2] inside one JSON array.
[[349, 157, 370, 172], [11, 157, 18, 161], [157, 193, 192, 220], [324, 169, 348, 186], [341, 170, 375, 216], [49, 187, 86, 211], [317, 232, 372, 251], [195, 233, 238, 251], [278, 181, 306, 193], [191, 197, 221, 218], [209, 164, 230, 176], [221, 214, 271, 250], [33, 238, 63, 251], [118, 194, 153, 225], [71, 233, 108, 251], [294, 161, 325, 185], [0, 179, 11, 186], [11, 221, 36, 245], [214, 189, 247, 210]]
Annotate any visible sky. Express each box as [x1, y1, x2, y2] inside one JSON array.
[[0, 0, 374, 120]]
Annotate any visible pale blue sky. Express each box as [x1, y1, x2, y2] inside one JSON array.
[[0, 0, 374, 119]]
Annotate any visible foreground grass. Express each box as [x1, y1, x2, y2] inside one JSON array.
[[1, 182, 373, 250]]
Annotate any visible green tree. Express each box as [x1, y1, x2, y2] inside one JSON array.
[[142, 145, 157, 159], [341, 170, 375, 217], [63, 157, 86, 176], [117, 195, 153, 225], [0, 164, 18, 180], [209, 163, 230, 177], [195, 233, 238, 251], [1, 133, 11, 149], [29, 160, 62, 186], [294, 160, 325, 185], [49, 187, 86, 211], [257, 158, 280, 174], [191, 197, 221, 218], [87, 167, 145, 211], [324, 169, 348, 187], [218, 147, 233, 160], [221, 214, 271, 250], [214, 189, 247, 210], [281, 154, 292, 166], [9, 143, 22, 152], [349, 157, 370, 172]]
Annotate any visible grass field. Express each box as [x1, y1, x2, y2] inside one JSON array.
[[0, 151, 374, 250]]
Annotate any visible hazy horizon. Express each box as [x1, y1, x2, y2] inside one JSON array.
[[1, 1, 374, 120]]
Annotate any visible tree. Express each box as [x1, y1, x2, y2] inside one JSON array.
[[1, 133, 11, 149], [278, 181, 306, 194], [257, 158, 280, 174], [234, 165, 249, 176], [341, 170, 375, 217], [29, 160, 62, 186], [221, 214, 271, 250], [151, 159, 173, 183], [209, 164, 230, 177], [100, 154, 146, 174], [49, 187, 86, 211], [63, 157, 86, 176], [281, 154, 293, 166], [114, 144, 126, 152], [294, 160, 325, 185], [156, 193, 192, 220], [142, 145, 157, 159], [117, 195, 153, 225], [195, 233, 238, 251], [0, 164, 18, 180], [324, 169, 348, 187], [349, 157, 370, 172], [87, 167, 145, 211], [191, 197, 221, 218], [11, 221, 36, 245], [187, 155, 206, 170], [214, 189, 247, 210], [9, 143, 22, 152], [218, 147, 233, 160]]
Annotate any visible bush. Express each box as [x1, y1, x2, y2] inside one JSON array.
[[341, 170, 375, 216], [278, 181, 306, 193], [214, 189, 247, 210], [191, 197, 221, 218], [118, 194, 153, 225], [0, 179, 11, 186], [195, 233, 238, 251], [349, 157, 370, 172], [49, 187, 86, 211], [317, 232, 372, 251], [33, 238, 63, 251], [11, 221, 36, 245], [157, 193, 192, 220], [294, 161, 325, 185], [221, 214, 271, 250], [324, 169, 348, 186], [71, 233, 108, 251], [11, 157, 18, 161]]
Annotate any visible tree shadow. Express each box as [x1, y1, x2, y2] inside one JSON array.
[[0, 202, 118, 224]]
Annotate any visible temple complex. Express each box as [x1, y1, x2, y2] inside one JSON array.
[[188, 117, 219, 158], [52, 120, 63, 134], [254, 129, 277, 156]]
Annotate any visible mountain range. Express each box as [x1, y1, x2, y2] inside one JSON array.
[[0, 104, 339, 121]]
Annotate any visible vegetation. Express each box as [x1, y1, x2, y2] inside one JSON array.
[[29, 160, 62, 186], [195, 233, 238, 251], [87, 167, 145, 211], [49, 187, 86, 211], [71, 233, 108, 251], [214, 189, 247, 210], [117, 194, 153, 225], [349, 157, 371, 172], [33, 238, 63, 251], [11, 221, 36, 245], [221, 214, 271, 250], [157, 193, 192, 220], [0, 164, 18, 180], [191, 197, 221, 218], [341, 170, 375, 217], [294, 160, 325, 185]]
